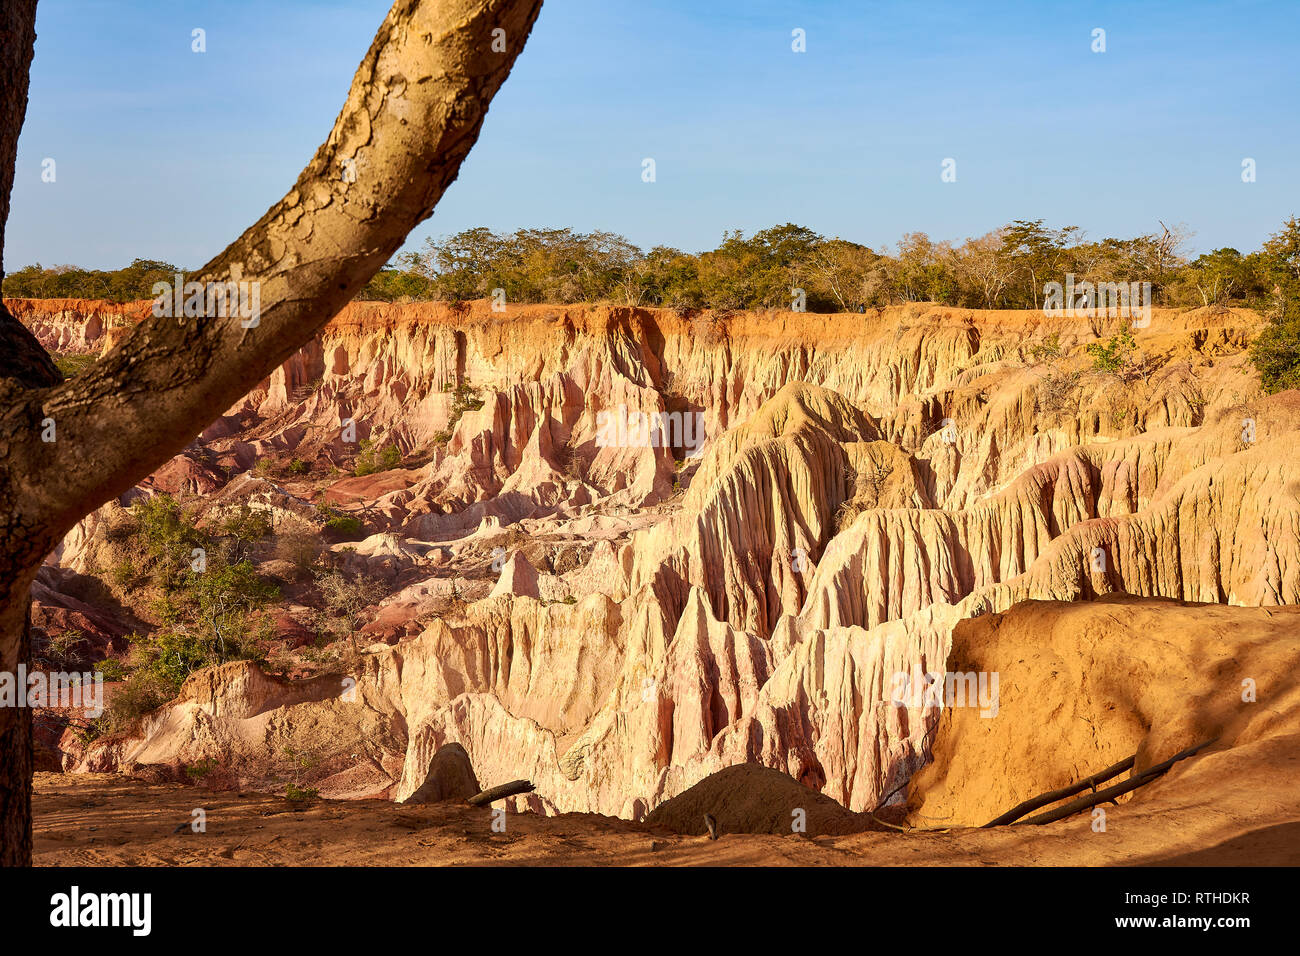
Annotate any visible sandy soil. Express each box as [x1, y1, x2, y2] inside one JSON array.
[[34, 770, 1300, 866]]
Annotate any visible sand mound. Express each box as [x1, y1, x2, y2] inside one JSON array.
[[644, 764, 875, 837], [907, 597, 1300, 828], [401, 743, 481, 805]]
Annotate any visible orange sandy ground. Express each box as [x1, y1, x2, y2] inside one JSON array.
[[33, 771, 1299, 867]]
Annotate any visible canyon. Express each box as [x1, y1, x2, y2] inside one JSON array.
[[11, 295, 1300, 860]]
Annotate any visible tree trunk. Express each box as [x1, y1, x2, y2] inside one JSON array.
[[0, 0, 543, 866], [0, 0, 44, 870], [0, 601, 34, 867]]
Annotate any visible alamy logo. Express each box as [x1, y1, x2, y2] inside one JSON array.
[[0, 667, 103, 718], [595, 405, 705, 458], [152, 269, 261, 328], [1042, 274, 1152, 328], [889, 670, 999, 718], [50, 886, 151, 936]]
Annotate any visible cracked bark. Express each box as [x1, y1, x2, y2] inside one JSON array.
[[0, 0, 543, 866], [0, 0, 48, 869]]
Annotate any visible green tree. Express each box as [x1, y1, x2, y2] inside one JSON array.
[[1249, 217, 1300, 393], [1181, 248, 1251, 307], [999, 220, 1080, 309], [1262, 215, 1300, 282]]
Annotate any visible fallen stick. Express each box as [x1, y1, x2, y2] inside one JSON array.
[[981, 753, 1136, 828], [1018, 738, 1217, 826], [467, 780, 536, 807]]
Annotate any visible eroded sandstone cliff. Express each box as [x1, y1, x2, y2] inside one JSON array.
[[12, 296, 1290, 819]]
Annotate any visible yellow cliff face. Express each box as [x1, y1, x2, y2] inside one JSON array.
[[16, 297, 1295, 822]]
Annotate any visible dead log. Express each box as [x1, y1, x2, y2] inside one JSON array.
[[467, 780, 536, 807], [1017, 738, 1217, 826], [981, 753, 1136, 827]]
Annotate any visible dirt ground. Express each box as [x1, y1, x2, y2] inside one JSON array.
[[33, 770, 1300, 866]]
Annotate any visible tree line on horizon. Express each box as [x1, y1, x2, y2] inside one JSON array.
[[354, 218, 1300, 317], [4, 217, 1299, 389], [7, 218, 1298, 312]]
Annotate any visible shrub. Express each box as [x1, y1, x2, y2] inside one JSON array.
[[353, 440, 378, 476], [453, 382, 484, 412], [324, 515, 363, 539], [188, 561, 278, 651], [89, 668, 174, 737], [275, 518, 323, 575], [129, 494, 210, 589], [318, 504, 365, 541], [219, 503, 272, 560], [133, 494, 198, 550], [1248, 218, 1300, 390], [353, 440, 402, 476], [185, 758, 218, 780], [108, 557, 280, 701], [1250, 315, 1300, 393], [310, 568, 385, 651], [110, 559, 139, 591], [285, 783, 319, 802], [1087, 326, 1137, 374], [1027, 332, 1063, 363], [1036, 368, 1082, 421], [552, 440, 584, 481], [445, 382, 485, 434], [34, 630, 84, 670], [282, 745, 322, 801], [140, 631, 213, 690], [93, 657, 131, 682]]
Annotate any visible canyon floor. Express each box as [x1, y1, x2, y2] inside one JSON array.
[[33, 761, 1299, 867], [14, 297, 1300, 866]]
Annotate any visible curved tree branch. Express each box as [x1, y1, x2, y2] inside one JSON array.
[[2, 0, 544, 571]]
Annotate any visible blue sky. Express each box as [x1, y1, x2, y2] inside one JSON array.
[[5, 0, 1298, 270]]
